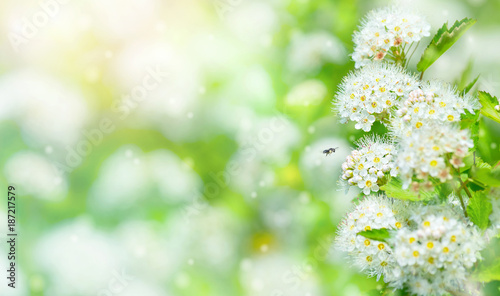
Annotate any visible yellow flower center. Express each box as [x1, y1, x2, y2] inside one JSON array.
[[447, 115, 454, 121], [374, 157, 380, 163], [414, 107, 419, 113], [439, 102, 446, 107], [430, 160, 438, 167], [375, 32, 380, 37], [416, 122, 423, 128], [451, 235, 456, 242], [379, 87, 386, 93], [364, 239, 371, 246], [380, 261, 388, 266], [358, 164, 364, 170], [409, 237, 416, 244], [429, 109, 435, 114], [365, 226, 371, 231], [378, 244, 385, 250], [432, 146, 440, 151], [371, 102, 377, 108], [366, 180, 372, 187], [366, 256, 373, 262], [408, 32, 414, 37], [377, 212, 383, 217], [360, 95, 366, 101], [443, 247, 449, 253], [394, 26, 401, 31], [427, 242, 434, 249], [424, 221, 430, 227], [395, 222, 402, 229], [350, 93, 355, 99], [363, 85, 370, 90], [428, 257, 435, 264], [413, 251, 419, 257], [386, 100, 392, 106]]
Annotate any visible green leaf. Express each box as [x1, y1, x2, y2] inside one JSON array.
[[462, 154, 491, 172], [460, 110, 480, 150], [417, 18, 477, 72], [474, 259, 500, 282], [467, 191, 493, 230], [478, 91, 500, 124], [357, 228, 391, 243], [462, 75, 480, 94], [380, 178, 435, 201], [471, 166, 500, 187]]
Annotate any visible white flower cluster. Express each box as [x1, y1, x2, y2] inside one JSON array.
[[334, 5, 489, 296], [391, 81, 480, 138], [396, 124, 473, 189], [335, 63, 419, 131], [390, 207, 484, 296], [341, 137, 397, 195], [335, 195, 408, 280], [336, 200, 484, 296], [352, 6, 430, 68]]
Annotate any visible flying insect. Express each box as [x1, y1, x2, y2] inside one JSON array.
[[323, 147, 339, 156]]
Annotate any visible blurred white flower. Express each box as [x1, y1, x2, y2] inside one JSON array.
[[116, 220, 187, 283], [287, 31, 346, 74], [235, 115, 301, 166], [240, 254, 322, 296], [0, 69, 89, 149], [35, 218, 123, 296], [4, 151, 67, 201], [286, 79, 327, 107], [226, 1, 278, 47], [223, 66, 276, 109], [89, 0, 161, 41], [88, 146, 202, 212], [299, 137, 350, 193]]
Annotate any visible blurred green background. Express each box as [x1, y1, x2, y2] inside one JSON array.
[[0, 0, 499, 295]]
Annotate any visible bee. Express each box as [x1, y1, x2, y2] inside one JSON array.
[[323, 147, 339, 156]]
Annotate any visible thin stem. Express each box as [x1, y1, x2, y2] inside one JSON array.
[[457, 167, 473, 200], [419, 71, 425, 80], [454, 167, 471, 218]]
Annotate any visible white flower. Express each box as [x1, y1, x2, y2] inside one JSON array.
[[334, 63, 419, 131], [352, 6, 430, 68], [335, 195, 408, 281], [341, 136, 397, 194], [285, 79, 327, 106], [395, 123, 474, 189], [390, 80, 480, 138], [287, 31, 346, 74], [389, 205, 485, 296]]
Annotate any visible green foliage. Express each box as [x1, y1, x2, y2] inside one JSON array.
[[461, 110, 480, 150], [417, 18, 477, 72], [467, 191, 493, 230], [380, 178, 435, 201], [471, 165, 500, 188], [479, 91, 500, 124], [474, 259, 500, 282], [462, 75, 480, 94], [357, 228, 391, 243]]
